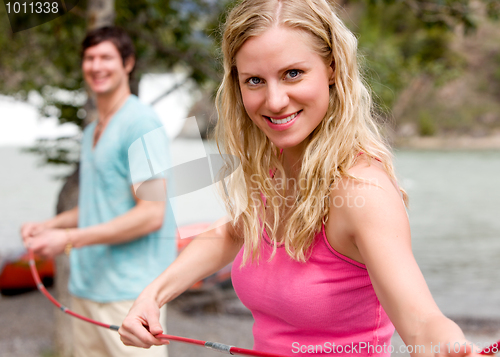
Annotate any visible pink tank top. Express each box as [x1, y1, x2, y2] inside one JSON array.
[[231, 225, 395, 356]]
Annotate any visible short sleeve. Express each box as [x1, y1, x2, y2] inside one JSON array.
[[125, 112, 172, 186]]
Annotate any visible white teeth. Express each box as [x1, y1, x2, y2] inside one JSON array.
[[268, 112, 299, 124]]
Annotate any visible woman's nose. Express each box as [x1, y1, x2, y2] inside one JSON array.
[[266, 83, 289, 114]]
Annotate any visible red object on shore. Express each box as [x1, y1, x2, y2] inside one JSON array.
[[0, 252, 55, 293], [176, 222, 212, 251]]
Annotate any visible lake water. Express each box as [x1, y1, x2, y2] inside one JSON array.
[[394, 149, 500, 319], [1, 143, 499, 321]]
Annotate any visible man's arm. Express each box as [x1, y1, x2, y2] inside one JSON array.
[[24, 180, 167, 258], [69, 196, 164, 248]]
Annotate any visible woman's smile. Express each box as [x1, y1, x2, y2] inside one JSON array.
[[265, 110, 302, 131]]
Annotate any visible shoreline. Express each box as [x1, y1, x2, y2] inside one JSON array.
[[4, 133, 500, 151], [394, 134, 500, 150]]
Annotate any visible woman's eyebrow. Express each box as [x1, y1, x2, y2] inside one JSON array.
[[277, 61, 308, 72], [238, 71, 257, 77], [238, 61, 309, 77]]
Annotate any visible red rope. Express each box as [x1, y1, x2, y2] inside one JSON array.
[[27, 250, 288, 357], [28, 250, 499, 356]]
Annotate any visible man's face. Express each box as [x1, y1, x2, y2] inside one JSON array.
[[82, 40, 133, 96]]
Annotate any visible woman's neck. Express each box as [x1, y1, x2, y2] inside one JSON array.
[[281, 146, 304, 180]]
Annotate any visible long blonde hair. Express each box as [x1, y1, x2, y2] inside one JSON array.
[[215, 0, 407, 264]]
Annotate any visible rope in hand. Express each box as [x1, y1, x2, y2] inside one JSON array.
[[27, 250, 288, 357], [28, 250, 499, 356]]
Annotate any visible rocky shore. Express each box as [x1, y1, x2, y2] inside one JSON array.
[[394, 134, 500, 150], [1, 288, 499, 357]]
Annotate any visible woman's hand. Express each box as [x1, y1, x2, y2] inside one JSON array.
[[119, 294, 170, 348], [119, 217, 241, 349]]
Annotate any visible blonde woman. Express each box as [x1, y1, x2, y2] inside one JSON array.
[[119, 1, 480, 356]]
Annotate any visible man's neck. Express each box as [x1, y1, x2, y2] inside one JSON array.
[[95, 85, 131, 124]]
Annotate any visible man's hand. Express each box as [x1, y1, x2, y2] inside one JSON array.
[[21, 221, 48, 244], [24, 228, 69, 259]]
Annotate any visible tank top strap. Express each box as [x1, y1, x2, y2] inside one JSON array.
[[357, 151, 382, 162]]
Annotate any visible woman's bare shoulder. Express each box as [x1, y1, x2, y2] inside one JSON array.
[[325, 155, 407, 261], [332, 154, 400, 198]]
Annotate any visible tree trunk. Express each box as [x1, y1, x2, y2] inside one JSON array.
[[86, 0, 115, 30], [53, 165, 79, 357], [53, 1, 115, 356]]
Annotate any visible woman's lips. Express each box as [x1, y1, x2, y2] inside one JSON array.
[[265, 110, 302, 131]]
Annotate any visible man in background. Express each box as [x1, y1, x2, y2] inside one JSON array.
[[21, 26, 175, 357]]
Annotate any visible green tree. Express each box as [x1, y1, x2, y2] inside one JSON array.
[[0, 0, 227, 166], [344, 0, 499, 112]]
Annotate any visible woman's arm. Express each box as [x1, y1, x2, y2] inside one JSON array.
[[327, 160, 480, 357], [119, 217, 243, 348]]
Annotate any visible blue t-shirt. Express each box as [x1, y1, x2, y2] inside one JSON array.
[[69, 95, 177, 302]]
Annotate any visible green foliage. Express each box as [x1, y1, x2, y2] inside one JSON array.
[[40, 350, 59, 357], [114, 0, 227, 82], [0, 0, 229, 168], [494, 52, 500, 84], [0, 0, 227, 95], [359, 0, 497, 31], [23, 137, 81, 166], [485, 0, 500, 20], [351, 0, 468, 111], [418, 111, 437, 136]]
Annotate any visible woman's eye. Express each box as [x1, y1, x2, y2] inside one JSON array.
[[246, 77, 262, 86], [285, 70, 302, 80]]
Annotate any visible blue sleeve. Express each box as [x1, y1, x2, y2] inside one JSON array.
[[125, 111, 172, 187]]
